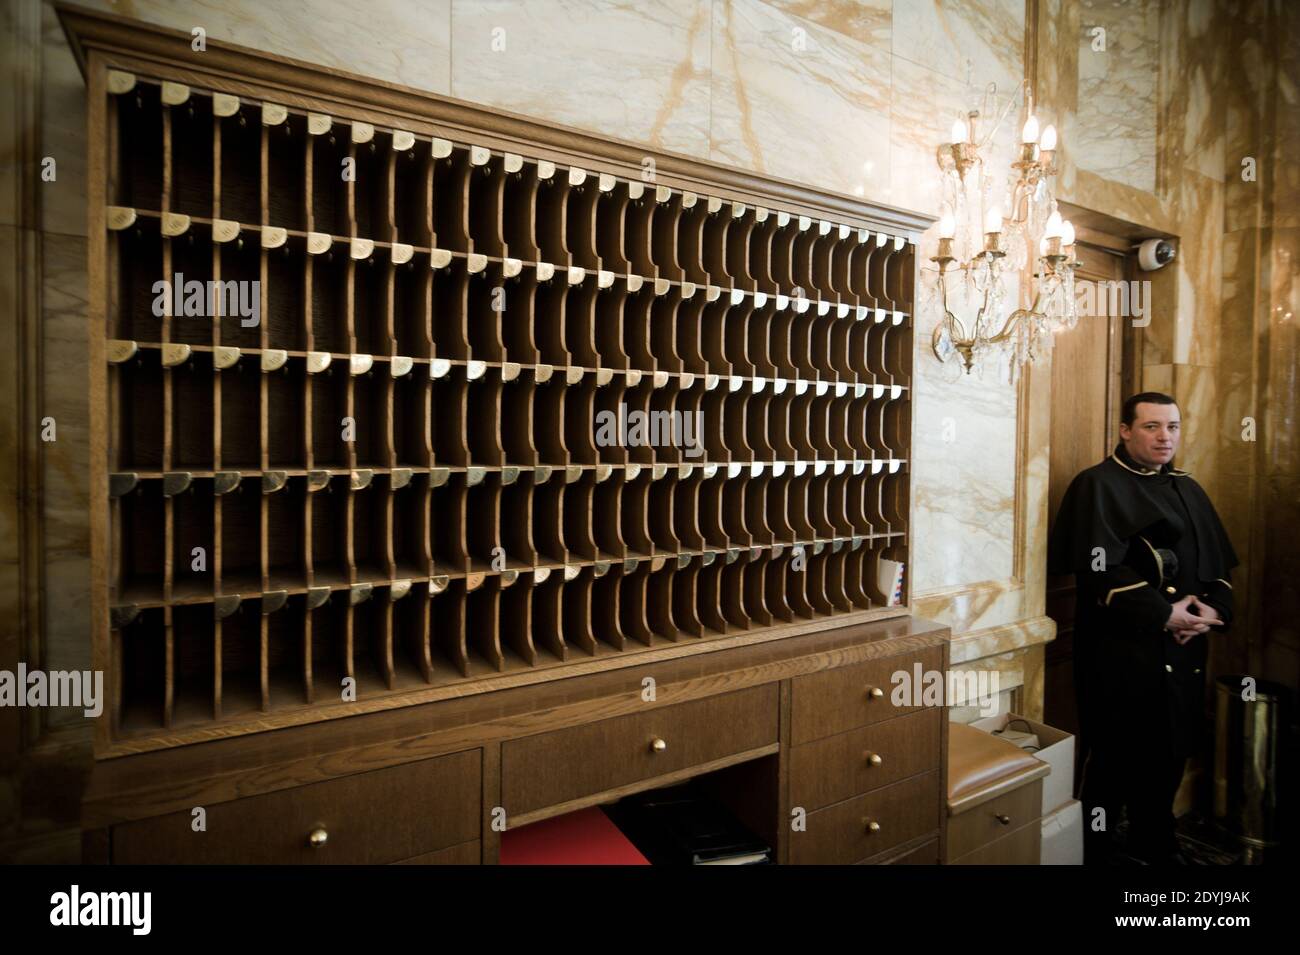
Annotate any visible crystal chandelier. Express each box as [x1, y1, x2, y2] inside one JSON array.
[[923, 84, 1080, 380]]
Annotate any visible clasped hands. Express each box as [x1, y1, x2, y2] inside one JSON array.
[[1165, 594, 1222, 645]]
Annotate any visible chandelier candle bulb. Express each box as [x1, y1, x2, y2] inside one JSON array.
[[1039, 123, 1057, 168]]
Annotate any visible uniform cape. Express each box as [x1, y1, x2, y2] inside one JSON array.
[[1047, 448, 1238, 583]]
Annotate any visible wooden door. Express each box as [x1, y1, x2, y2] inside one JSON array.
[[1044, 242, 1134, 743]]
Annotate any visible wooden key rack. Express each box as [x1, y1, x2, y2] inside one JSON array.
[[66, 7, 931, 759]]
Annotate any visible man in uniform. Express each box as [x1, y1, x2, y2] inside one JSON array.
[[1048, 392, 1237, 864]]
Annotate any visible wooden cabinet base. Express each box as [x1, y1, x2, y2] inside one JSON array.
[[85, 616, 950, 864]]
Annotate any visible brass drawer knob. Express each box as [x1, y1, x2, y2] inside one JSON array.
[[995, 813, 1011, 826], [865, 820, 881, 834], [650, 737, 667, 754], [865, 686, 884, 700], [308, 827, 329, 848], [866, 752, 882, 767]]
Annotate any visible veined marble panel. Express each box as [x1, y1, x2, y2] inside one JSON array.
[[911, 281, 1018, 593], [761, 0, 891, 52], [41, 0, 87, 238], [1074, 0, 1158, 194], [892, 0, 1023, 97], [1178, 170, 1226, 367], [65, 0, 453, 91], [1172, 0, 1226, 184], [451, 0, 711, 158], [710, 0, 891, 198]]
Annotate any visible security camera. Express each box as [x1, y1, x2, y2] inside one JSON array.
[[1136, 238, 1176, 271]]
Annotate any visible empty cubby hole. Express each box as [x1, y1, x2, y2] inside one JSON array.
[[465, 479, 499, 572], [309, 367, 350, 469], [431, 375, 469, 466], [218, 108, 260, 226], [218, 603, 264, 717], [113, 478, 165, 604], [565, 284, 600, 367], [502, 167, 540, 262], [352, 258, 388, 356], [219, 477, 262, 592], [351, 371, 391, 469], [170, 603, 217, 727], [351, 483, 390, 583], [308, 594, 349, 699], [393, 143, 433, 247], [114, 226, 164, 342], [265, 476, 308, 591], [352, 131, 393, 243], [311, 133, 351, 238], [267, 112, 309, 231], [430, 477, 467, 572], [218, 361, 261, 469], [216, 238, 262, 349], [266, 243, 308, 351], [390, 479, 429, 580], [168, 229, 217, 346], [530, 479, 566, 565], [309, 254, 349, 353], [170, 351, 215, 469], [501, 382, 537, 466], [431, 266, 470, 360], [393, 263, 432, 359], [110, 351, 164, 471], [392, 374, 431, 467], [266, 356, 307, 469], [467, 278, 505, 363], [309, 477, 350, 588], [499, 478, 535, 566], [432, 148, 471, 253], [116, 608, 166, 734], [467, 159, 506, 259], [169, 95, 214, 218], [467, 381, 503, 466], [113, 83, 163, 210], [264, 597, 308, 709], [171, 478, 215, 602]]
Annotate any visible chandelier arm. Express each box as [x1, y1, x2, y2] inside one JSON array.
[[937, 271, 970, 340], [974, 79, 1024, 152]]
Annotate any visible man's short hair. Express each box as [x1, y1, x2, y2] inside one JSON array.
[[1122, 391, 1178, 426]]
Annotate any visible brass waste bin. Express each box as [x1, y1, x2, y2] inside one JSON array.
[[1213, 675, 1289, 861]]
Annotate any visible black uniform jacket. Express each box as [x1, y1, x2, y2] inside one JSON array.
[[1047, 444, 1238, 754]]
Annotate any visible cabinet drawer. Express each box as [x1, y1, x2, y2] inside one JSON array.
[[790, 771, 940, 865], [395, 840, 481, 865], [883, 838, 939, 865], [790, 708, 941, 811], [502, 685, 778, 816], [113, 750, 481, 864], [790, 646, 943, 745], [947, 779, 1042, 860], [950, 820, 1041, 865]]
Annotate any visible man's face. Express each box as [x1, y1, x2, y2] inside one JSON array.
[[1120, 402, 1181, 469]]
